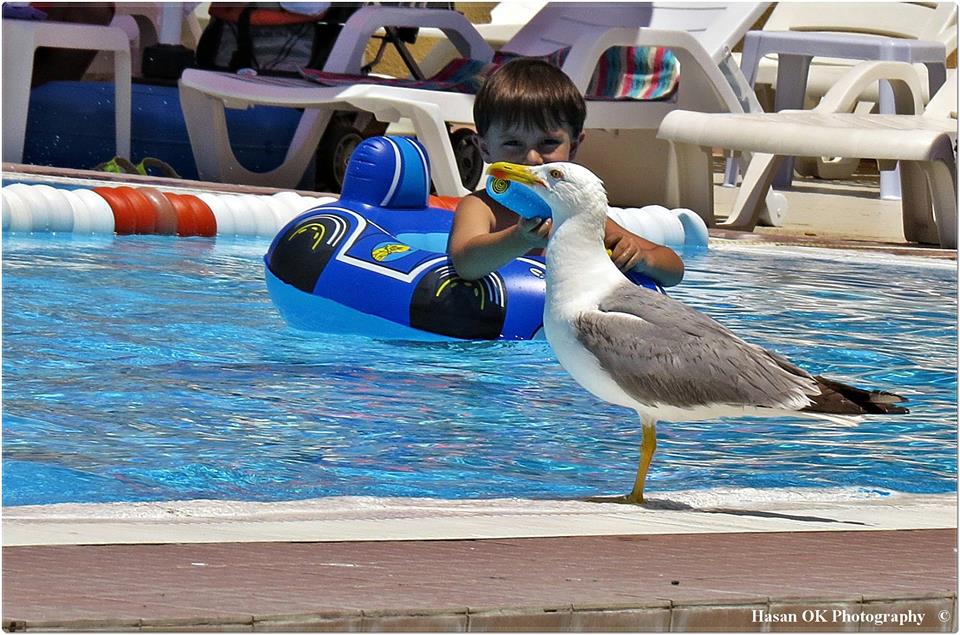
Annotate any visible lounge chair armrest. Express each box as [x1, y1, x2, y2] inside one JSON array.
[[740, 30, 948, 63], [324, 7, 495, 75], [815, 60, 925, 115]]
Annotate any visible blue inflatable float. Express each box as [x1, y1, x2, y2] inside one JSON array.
[[264, 136, 665, 341]]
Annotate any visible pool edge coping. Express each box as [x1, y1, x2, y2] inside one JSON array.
[[4, 492, 956, 547]]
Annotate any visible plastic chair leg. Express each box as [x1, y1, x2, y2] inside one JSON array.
[[664, 142, 715, 227], [111, 48, 132, 160], [1, 26, 35, 162], [877, 80, 903, 201], [924, 159, 958, 249], [899, 161, 938, 245], [722, 154, 740, 188], [179, 83, 331, 188], [340, 94, 470, 197], [771, 54, 813, 189], [719, 151, 786, 231]]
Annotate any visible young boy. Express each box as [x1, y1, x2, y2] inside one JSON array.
[[447, 58, 684, 287]]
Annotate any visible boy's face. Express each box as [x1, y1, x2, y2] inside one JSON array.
[[479, 122, 584, 166]]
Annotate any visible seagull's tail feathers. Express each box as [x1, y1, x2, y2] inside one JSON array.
[[804, 376, 909, 416]]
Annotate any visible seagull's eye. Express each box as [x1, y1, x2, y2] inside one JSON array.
[[548, 169, 564, 180]]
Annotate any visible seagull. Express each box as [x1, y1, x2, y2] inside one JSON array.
[[487, 161, 908, 504]]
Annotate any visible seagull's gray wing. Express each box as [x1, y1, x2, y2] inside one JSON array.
[[574, 282, 819, 410]]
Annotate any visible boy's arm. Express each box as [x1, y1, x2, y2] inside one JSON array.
[[604, 218, 685, 287], [448, 193, 551, 280]]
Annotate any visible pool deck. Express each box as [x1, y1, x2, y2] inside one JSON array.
[[3, 494, 957, 632], [2, 163, 957, 632], [2, 530, 956, 632]]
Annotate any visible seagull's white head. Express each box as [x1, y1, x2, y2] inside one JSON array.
[[486, 162, 608, 229]]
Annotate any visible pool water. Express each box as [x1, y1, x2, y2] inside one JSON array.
[[2, 235, 956, 506]]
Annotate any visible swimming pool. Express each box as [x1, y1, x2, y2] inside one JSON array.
[[3, 234, 956, 506]]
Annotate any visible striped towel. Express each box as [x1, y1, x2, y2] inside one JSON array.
[[301, 46, 679, 101], [583, 46, 680, 101]]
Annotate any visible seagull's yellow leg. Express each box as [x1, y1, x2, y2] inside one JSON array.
[[626, 417, 657, 504]]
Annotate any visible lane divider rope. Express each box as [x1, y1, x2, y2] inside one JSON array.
[[2, 182, 341, 238]]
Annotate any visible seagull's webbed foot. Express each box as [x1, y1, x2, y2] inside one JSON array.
[[584, 494, 645, 505], [585, 417, 658, 506]]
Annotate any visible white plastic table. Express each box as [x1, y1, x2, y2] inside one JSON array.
[[737, 29, 947, 199]]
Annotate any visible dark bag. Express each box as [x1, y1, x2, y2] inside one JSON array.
[[195, 3, 362, 76]]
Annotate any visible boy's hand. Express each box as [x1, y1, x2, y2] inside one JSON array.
[[603, 220, 685, 287], [514, 216, 552, 247], [606, 231, 649, 272]]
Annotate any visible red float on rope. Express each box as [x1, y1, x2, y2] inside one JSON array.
[[93, 187, 137, 235], [114, 187, 157, 234], [184, 194, 217, 237], [138, 187, 179, 235], [164, 193, 198, 236]]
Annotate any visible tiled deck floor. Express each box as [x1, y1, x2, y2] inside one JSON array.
[[3, 529, 956, 631]]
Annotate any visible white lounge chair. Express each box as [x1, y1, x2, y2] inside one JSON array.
[[178, 2, 770, 224], [727, 1, 956, 192], [2, 18, 132, 163], [659, 61, 957, 248], [179, 6, 494, 195], [748, 2, 957, 107]]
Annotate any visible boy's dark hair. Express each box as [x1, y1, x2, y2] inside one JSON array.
[[474, 58, 586, 137]]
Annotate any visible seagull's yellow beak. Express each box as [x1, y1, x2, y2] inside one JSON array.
[[487, 162, 545, 187]]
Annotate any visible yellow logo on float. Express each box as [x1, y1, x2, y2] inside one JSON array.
[[372, 243, 411, 262], [490, 178, 510, 194], [290, 222, 327, 250]]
